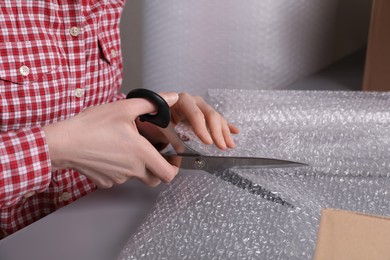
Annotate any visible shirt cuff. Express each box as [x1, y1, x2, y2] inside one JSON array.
[[0, 126, 52, 207], [111, 91, 126, 102]]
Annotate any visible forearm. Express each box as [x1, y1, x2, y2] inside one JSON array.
[[42, 120, 73, 171]]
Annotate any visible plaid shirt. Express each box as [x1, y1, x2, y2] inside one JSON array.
[[0, 0, 126, 238]]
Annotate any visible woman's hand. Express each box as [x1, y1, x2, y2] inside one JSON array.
[[43, 93, 181, 188], [137, 92, 240, 150]]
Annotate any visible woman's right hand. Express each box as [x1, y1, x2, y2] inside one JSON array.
[[43, 93, 180, 188]]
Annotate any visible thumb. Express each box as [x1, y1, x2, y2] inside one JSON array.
[[159, 92, 179, 107], [126, 92, 179, 118]]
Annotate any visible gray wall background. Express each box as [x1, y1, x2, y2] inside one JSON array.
[[119, 0, 371, 94], [120, 0, 143, 94]]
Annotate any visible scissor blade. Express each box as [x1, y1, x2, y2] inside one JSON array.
[[163, 154, 307, 172]]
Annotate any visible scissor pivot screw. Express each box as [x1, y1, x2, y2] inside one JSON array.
[[193, 158, 206, 169]]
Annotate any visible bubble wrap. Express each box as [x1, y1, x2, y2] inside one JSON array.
[[119, 90, 390, 259], [142, 0, 339, 96]]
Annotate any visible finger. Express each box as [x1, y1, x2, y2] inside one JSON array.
[[125, 92, 178, 118], [140, 137, 180, 183], [222, 121, 236, 148], [229, 123, 240, 134], [159, 92, 179, 107], [194, 96, 231, 148], [205, 113, 227, 150], [175, 93, 213, 144], [80, 167, 115, 189], [194, 96, 240, 147], [125, 98, 159, 118], [137, 170, 162, 187]]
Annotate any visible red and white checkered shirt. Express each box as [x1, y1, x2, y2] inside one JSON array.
[[0, 0, 126, 238]]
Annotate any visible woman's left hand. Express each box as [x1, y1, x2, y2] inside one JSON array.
[[137, 92, 240, 150]]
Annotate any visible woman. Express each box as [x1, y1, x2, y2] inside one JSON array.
[[0, 1, 238, 238]]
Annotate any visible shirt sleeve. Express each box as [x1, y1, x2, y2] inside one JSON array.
[[0, 126, 52, 208], [111, 91, 126, 102]]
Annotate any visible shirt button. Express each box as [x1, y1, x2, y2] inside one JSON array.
[[69, 26, 80, 37], [74, 88, 85, 98], [111, 49, 118, 58], [20, 65, 30, 76], [24, 191, 35, 198], [61, 192, 72, 202]]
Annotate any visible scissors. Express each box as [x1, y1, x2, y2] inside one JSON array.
[[127, 89, 307, 207]]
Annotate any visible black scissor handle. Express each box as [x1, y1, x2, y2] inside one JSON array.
[[126, 88, 171, 128]]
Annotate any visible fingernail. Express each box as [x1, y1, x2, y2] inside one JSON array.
[[150, 179, 162, 188], [228, 139, 236, 148], [205, 134, 213, 145], [161, 92, 179, 105], [220, 143, 227, 150], [226, 142, 235, 149]]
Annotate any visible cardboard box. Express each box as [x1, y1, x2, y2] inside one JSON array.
[[363, 0, 390, 91], [314, 208, 390, 260]]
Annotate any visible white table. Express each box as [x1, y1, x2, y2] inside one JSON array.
[[0, 177, 171, 260]]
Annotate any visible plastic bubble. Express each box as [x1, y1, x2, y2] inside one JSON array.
[[119, 90, 390, 259]]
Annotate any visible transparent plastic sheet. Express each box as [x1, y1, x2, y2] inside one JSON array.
[[119, 90, 390, 259], [143, 0, 339, 96]]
